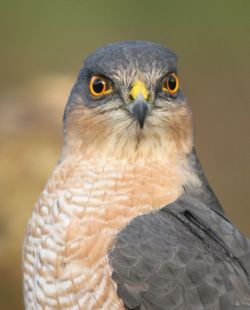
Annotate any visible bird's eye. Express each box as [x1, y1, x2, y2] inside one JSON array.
[[162, 73, 179, 95], [89, 75, 112, 97]]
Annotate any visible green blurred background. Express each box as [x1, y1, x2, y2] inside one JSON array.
[[0, 1, 249, 308]]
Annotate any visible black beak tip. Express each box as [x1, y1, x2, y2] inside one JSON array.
[[138, 118, 145, 129], [131, 100, 149, 130]]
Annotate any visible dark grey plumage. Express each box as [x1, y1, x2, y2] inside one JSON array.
[[109, 184, 250, 309], [83, 41, 177, 80], [186, 149, 224, 215]]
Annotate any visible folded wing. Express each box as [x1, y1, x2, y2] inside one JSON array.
[[109, 194, 250, 309]]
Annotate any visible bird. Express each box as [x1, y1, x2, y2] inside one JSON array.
[[23, 41, 250, 309]]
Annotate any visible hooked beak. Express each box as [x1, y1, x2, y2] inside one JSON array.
[[129, 94, 149, 129], [127, 80, 151, 129]]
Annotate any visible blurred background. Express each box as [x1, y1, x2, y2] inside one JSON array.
[[0, 0, 249, 308]]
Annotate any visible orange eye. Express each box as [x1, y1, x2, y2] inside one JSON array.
[[162, 73, 179, 95], [89, 75, 112, 97]]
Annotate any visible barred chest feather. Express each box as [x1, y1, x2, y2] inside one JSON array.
[[23, 154, 199, 309]]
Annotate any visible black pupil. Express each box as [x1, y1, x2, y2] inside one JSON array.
[[167, 75, 176, 91], [93, 79, 105, 93]]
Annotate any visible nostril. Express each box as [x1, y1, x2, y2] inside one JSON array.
[[129, 94, 134, 101]]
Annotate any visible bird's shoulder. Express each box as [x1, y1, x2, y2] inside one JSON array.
[[108, 194, 250, 310]]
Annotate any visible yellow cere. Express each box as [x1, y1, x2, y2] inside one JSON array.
[[130, 80, 149, 100]]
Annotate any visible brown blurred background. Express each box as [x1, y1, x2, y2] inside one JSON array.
[[0, 1, 249, 308]]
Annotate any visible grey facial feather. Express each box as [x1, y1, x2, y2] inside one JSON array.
[[65, 41, 180, 118]]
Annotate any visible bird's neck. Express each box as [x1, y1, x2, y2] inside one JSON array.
[[54, 152, 201, 211], [63, 103, 194, 162]]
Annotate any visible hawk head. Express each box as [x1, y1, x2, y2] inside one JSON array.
[[63, 41, 193, 160]]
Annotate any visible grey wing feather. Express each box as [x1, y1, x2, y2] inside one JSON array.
[[109, 194, 250, 309]]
